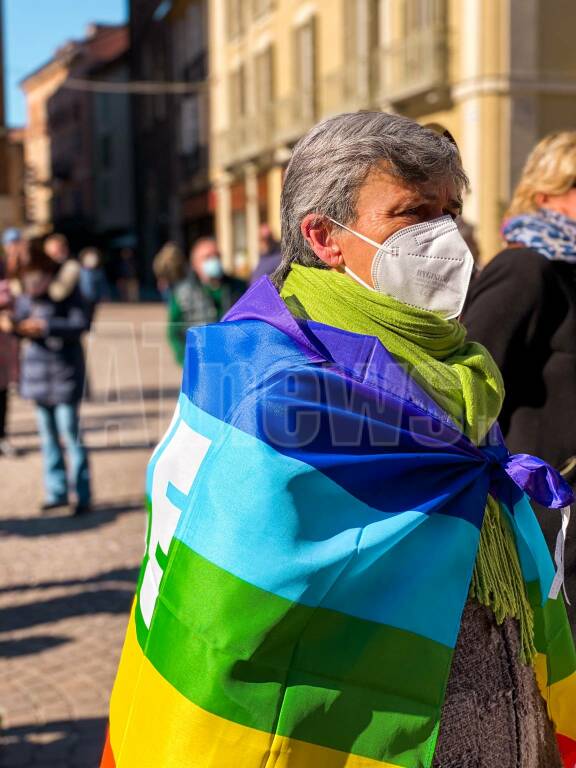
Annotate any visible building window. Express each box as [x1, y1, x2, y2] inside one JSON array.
[[141, 48, 154, 130], [153, 48, 168, 122], [73, 189, 83, 217], [403, 0, 444, 33], [100, 178, 111, 211], [227, 0, 246, 40], [252, 0, 275, 19], [401, 0, 447, 85], [98, 93, 112, 129], [375, 0, 447, 101], [255, 45, 275, 111], [232, 209, 247, 272], [254, 44, 275, 143], [229, 64, 247, 120], [100, 134, 113, 170], [175, 1, 207, 80], [186, 1, 205, 58], [180, 94, 202, 155], [293, 18, 317, 122], [343, 0, 380, 100]]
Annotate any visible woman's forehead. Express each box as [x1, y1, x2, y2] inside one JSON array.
[[358, 170, 461, 207]]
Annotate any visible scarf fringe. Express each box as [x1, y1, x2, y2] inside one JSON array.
[[281, 265, 534, 663], [470, 496, 536, 664]]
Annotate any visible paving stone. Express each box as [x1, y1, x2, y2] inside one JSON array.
[[0, 304, 181, 768]]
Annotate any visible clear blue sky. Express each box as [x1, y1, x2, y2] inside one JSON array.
[[4, 0, 127, 126]]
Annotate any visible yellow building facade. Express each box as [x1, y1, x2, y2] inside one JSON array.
[[209, 0, 576, 272]]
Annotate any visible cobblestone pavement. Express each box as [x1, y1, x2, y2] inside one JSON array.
[[0, 304, 182, 768]]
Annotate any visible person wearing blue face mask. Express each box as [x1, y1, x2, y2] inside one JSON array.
[[166, 237, 246, 366]]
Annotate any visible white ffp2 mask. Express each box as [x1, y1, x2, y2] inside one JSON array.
[[330, 215, 474, 319]]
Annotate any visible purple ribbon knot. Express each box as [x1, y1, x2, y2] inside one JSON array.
[[484, 447, 573, 511], [502, 453, 573, 510]]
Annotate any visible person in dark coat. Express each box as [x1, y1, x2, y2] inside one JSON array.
[[0, 229, 23, 458], [9, 248, 92, 515], [463, 130, 576, 632], [250, 223, 282, 284], [167, 237, 246, 366]]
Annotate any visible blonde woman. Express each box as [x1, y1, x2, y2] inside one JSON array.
[[152, 241, 187, 301], [464, 131, 576, 633]]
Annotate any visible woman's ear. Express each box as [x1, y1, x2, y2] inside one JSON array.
[[534, 192, 548, 208], [300, 214, 343, 267], [534, 189, 576, 218]]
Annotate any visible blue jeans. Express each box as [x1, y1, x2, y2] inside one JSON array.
[[36, 403, 91, 506]]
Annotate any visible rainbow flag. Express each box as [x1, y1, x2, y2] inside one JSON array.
[[102, 278, 576, 767]]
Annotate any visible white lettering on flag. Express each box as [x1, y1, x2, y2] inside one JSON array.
[[140, 416, 211, 627]]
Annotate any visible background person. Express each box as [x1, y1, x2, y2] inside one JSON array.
[[2, 228, 28, 287], [152, 241, 187, 303], [116, 247, 139, 302], [7, 246, 92, 515], [78, 247, 107, 402], [0, 245, 19, 458], [167, 237, 246, 366], [463, 131, 576, 632], [456, 215, 481, 276], [78, 247, 107, 325], [43, 233, 81, 303], [250, 222, 282, 284]]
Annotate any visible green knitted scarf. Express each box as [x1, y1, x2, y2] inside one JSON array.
[[281, 264, 535, 661]]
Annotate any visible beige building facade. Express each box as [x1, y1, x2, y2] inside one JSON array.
[[0, 0, 8, 233], [21, 52, 72, 238], [209, 0, 576, 272], [0, 0, 24, 233], [5, 129, 26, 229]]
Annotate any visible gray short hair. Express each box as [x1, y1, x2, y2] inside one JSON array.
[[274, 111, 469, 287]]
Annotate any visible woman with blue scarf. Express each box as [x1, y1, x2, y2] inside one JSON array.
[[465, 132, 576, 635]]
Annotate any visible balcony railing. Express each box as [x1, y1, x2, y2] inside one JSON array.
[[321, 58, 376, 116], [375, 25, 448, 103], [216, 104, 276, 167], [216, 25, 449, 168], [274, 89, 317, 146]]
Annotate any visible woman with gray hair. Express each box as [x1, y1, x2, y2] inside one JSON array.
[[273, 111, 571, 766], [102, 112, 575, 768]]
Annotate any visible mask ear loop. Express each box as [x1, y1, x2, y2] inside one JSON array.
[[327, 217, 383, 250], [328, 217, 398, 292], [327, 217, 381, 290], [343, 265, 375, 292]]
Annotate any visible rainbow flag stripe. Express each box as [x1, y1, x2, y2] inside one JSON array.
[[103, 279, 576, 767]]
